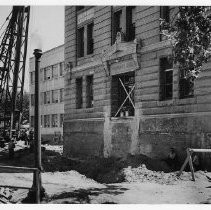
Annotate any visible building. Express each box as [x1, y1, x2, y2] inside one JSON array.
[[64, 6, 211, 167], [29, 44, 65, 143]]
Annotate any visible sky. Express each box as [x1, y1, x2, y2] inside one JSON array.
[[0, 6, 64, 91]]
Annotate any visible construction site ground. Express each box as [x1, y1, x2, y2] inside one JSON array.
[[0, 141, 211, 204]]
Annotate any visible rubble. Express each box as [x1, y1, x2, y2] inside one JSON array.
[[0, 187, 15, 203], [122, 164, 179, 185]]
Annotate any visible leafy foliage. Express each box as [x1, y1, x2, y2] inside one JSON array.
[[160, 6, 211, 80]]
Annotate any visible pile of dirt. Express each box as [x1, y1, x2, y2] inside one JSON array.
[[0, 146, 173, 184], [122, 164, 179, 185]]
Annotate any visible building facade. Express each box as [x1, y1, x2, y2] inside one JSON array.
[[29, 45, 65, 143], [64, 6, 211, 166]]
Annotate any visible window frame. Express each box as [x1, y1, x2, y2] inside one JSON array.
[[159, 57, 173, 101], [76, 77, 83, 109], [86, 75, 94, 108], [111, 71, 135, 117]]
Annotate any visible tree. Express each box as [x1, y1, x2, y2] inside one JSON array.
[[160, 6, 211, 81]]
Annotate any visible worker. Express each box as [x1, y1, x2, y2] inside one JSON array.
[[164, 148, 178, 170], [192, 154, 200, 171], [8, 139, 15, 159]]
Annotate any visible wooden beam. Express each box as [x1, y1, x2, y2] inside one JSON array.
[[189, 149, 211, 153], [0, 165, 38, 172]]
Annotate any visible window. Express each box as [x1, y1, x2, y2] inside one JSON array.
[[30, 72, 35, 84], [160, 6, 170, 41], [52, 89, 59, 103], [77, 27, 84, 58], [111, 72, 135, 117], [31, 94, 35, 106], [44, 115, 50, 128], [160, 57, 173, 100], [52, 64, 58, 78], [60, 88, 64, 102], [52, 114, 58, 127], [44, 66, 52, 80], [126, 6, 135, 42], [41, 115, 43, 127], [87, 23, 94, 55], [86, 75, 93, 108], [76, 77, 83, 109], [44, 91, 51, 104], [60, 114, 64, 127], [40, 68, 43, 81], [112, 10, 122, 44], [179, 69, 194, 99], [30, 116, 34, 128], [59, 62, 64, 76]]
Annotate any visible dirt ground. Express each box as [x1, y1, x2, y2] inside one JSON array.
[[0, 141, 211, 204]]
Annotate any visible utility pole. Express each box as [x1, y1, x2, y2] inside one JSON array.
[[34, 48, 42, 203]]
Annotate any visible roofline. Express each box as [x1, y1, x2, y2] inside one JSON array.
[[29, 43, 64, 60]]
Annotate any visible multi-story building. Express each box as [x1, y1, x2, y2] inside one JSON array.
[[64, 6, 211, 167], [29, 44, 65, 143]]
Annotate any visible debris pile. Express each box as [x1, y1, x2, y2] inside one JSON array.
[[122, 164, 179, 185], [0, 187, 28, 203]]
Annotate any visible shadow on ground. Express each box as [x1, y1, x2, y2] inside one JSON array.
[[45, 185, 129, 204]]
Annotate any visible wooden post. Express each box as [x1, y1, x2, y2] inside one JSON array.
[[188, 149, 195, 181], [35, 170, 40, 203], [178, 148, 190, 177]]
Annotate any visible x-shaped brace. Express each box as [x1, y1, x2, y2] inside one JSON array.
[[114, 78, 135, 117]]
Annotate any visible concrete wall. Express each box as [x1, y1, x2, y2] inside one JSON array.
[[64, 6, 211, 168]]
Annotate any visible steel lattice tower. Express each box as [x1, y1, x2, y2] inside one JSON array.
[[0, 6, 30, 135]]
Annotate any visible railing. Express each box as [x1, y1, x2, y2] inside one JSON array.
[[178, 148, 211, 181], [0, 165, 41, 203]]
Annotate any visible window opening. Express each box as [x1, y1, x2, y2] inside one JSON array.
[[160, 6, 170, 41], [126, 6, 135, 41], [60, 88, 64, 102], [44, 91, 51, 104], [52, 89, 59, 103], [52, 64, 58, 78], [111, 72, 135, 117], [179, 69, 194, 98], [86, 75, 93, 108], [76, 77, 83, 109], [160, 57, 173, 100], [60, 114, 64, 127], [87, 23, 94, 55], [52, 114, 58, 127], [112, 10, 122, 44], [77, 27, 84, 58], [44, 115, 50, 128]]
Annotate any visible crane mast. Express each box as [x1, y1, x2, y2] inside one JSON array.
[[0, 6, 30, 138]]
